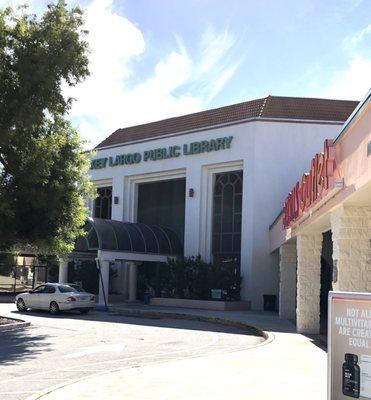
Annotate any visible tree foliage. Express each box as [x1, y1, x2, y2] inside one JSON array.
[[0, 2, 94, 254]]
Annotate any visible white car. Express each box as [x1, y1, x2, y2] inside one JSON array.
[[15, 283, 96, 315]]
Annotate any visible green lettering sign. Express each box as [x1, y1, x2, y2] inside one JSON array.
[[90, 136, 233, 169]]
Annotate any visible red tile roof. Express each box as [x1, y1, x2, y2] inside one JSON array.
[[96, 95, 358, 149]]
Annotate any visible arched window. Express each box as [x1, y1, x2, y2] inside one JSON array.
[[94, 186, 112, 219], [212, 171, 242, 264]]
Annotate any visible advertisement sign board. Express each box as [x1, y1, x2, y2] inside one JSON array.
[[328, 292, 371, 399]]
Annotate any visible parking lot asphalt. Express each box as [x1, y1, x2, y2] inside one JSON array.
[[0, 303, 263, 400]]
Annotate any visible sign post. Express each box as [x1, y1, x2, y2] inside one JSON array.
[[328, 291, 371, 399]]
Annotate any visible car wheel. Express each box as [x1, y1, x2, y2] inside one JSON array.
[[49, 301, 60, 315], [80, 308, 90, 314], [16, 298, 27, 312]]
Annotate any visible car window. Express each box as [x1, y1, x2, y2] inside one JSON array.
[[45, 285, 56, 294], [58, 285, 79, 293], [32, 285, 46, 293], [69, 284, 84, 292]]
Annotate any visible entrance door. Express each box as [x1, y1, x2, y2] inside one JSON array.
[[137, 178, 186, 296], [320, 231, 333, 334]]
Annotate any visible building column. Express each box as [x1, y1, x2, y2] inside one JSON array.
[[58, 259, 69, 283], [127, 261, 137, 302], [279, 242, 297, 320], [296, 233, 322, 334], [115, 260, 129, 298], [184, 165, 202, 257], [98, 260, 110, 306], [331, 206, 371, 292], [111, 175, 124, 221]]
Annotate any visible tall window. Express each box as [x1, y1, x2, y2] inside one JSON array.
[[212, 171, 242, 263], [137, 178, 185, 246], [94, 186, 112, 219]]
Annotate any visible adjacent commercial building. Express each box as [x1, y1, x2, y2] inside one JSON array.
[[270, 90, 371, 333], [79, 95, 358, 310]]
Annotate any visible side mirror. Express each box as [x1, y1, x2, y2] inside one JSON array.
[[28, 290, 33, 294]]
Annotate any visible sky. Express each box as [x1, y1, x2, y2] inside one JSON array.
[[1, 0, 371, 148]]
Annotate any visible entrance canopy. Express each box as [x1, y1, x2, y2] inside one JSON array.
[[74, 217, 183, 258]]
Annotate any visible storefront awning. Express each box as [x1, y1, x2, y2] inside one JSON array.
[[74, 217, 183, 256]]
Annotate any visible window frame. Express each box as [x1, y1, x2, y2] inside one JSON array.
[[93, 186, 113, 219], [212, 170, 243, 264]]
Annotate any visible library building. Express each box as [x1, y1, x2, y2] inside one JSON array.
[[72, 94, 363, 320], [2, 93, 369, 334]]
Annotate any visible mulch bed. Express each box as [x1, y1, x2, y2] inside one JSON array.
[[0, 316, 19, 326]]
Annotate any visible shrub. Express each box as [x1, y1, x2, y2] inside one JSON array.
[[164, 256, 241, 301]]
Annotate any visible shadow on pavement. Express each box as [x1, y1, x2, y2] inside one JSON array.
[[0, 327, 52, 365], [304, 334, 327, 352], [10, 309, 263, 337]]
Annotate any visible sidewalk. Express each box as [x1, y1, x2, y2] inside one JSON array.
[[29, 304, 327, 400], [109, 302, 297, 334]]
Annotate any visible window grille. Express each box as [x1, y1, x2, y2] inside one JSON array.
[[212, 171, 243, 264], [94, 186, 112, 219]]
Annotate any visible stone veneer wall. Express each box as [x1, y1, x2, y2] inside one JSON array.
[[296, 234, 322, 333], [279, 242, 297, 320], [331, 205, 371, 292]]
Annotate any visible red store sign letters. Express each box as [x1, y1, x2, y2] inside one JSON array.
[[283, 139, 335, 228]]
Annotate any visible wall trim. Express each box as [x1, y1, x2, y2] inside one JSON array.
[[95, 118, 345, 151]]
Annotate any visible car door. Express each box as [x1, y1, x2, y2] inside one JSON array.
[[38, 285, 56, 310], [27, 285, 46, 308]]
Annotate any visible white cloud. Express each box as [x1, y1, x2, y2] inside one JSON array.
[[343, 24, 371, 48], [207, 62, 241, 103], [321, 56, 371, 100], [303, 23, 371, 101], [0, 0, 242, 147], [65, 1, 241, 148], [0, 0, 25, 8]]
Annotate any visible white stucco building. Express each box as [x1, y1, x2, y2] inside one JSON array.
[[66, 95, 358, 310]]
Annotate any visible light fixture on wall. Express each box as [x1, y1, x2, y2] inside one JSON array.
[[114, 196, 119, 204], [189, 188, 194, 198]]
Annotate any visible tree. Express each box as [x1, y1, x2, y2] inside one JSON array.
[[0, 2, 94, 254]]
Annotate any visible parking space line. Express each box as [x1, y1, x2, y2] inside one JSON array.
[[0, 391, 38, 394], [58, 369, 106, 372], [12, 378, 74, 382]]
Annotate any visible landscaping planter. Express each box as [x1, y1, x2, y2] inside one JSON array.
[[150, 297, 251, 311], [108, 294, 127, 302], [0, 316, 30, 332]]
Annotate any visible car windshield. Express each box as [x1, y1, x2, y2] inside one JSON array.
[[58, 285, 80, 293]]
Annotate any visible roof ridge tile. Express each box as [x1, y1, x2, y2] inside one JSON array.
[[96, 96, 359, 149]]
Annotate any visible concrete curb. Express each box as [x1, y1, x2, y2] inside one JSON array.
[[109, 307, 270, 340], [0, 317, 30, 332]]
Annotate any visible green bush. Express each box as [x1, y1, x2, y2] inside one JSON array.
[[68, 260, 99, 294], [164, 256, 241, 301]]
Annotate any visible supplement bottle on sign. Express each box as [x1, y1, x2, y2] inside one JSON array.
[[343, 353, 360, 398]]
